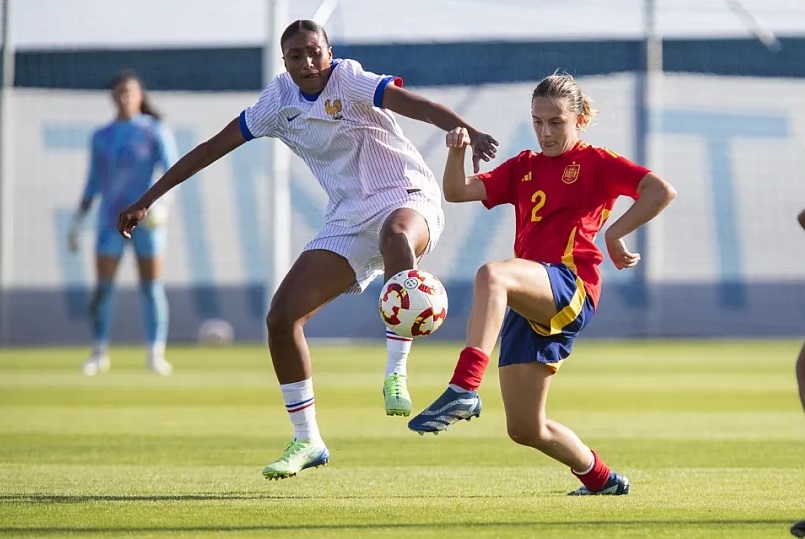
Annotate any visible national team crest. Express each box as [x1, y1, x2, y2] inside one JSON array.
[[562, 163, 580, 184], [325, 99, 343, 120]]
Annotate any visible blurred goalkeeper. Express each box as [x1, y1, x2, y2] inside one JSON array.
[[408, 73, 676, 496], [68, 70, 178, 377], [116, 20, 497, 480]]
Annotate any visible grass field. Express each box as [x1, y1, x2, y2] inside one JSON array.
[[1, 340, 803, 538]]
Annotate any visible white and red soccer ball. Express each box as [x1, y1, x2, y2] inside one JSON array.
[[379, 269, 448, 339]]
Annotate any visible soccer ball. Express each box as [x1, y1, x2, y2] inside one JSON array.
[[379, 269, 448, 339], [197, 318, 235, 347]]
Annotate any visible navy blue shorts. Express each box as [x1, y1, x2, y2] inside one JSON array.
[[498, 263, 595, 373]]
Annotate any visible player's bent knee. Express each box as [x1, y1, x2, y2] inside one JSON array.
[[379, 228, 415, 257], [475, 263, 503, 290], [265, 305, 304, 337]]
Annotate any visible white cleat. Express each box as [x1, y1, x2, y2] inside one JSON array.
[[147, 356, 173, 376], [82, 355, 110, 376]]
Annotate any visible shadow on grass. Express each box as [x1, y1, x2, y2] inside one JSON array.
[[0, 493, 506, 503], [0, 520, 797, 535]]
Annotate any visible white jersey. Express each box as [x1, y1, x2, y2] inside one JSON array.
[[239, 59, 441, 227]]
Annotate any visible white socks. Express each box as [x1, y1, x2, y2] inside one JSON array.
[[280, 378, 322, 444], [147, 342, 166, 362], [385, 330, 412, 377], [92, 342, 109, 358]]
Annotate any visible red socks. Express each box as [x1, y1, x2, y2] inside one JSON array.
[[572, 449, 611, 491], [449, 347, 490, 391]]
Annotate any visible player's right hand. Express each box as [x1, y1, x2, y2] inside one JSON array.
[[606, 236, 641, 270], [446, 127, 471, 149], [67, 212, 84, 253], [67, 226, 80, 253], [117, 203, 149, 239]]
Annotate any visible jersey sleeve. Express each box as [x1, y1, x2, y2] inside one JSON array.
[[239, 76, 282, 140], [597, 147, 650, 200], [80, 131, 102, 204], [478, 154, 519, 209], [154, 121, 178, 175], [337, 59, 403, 108]]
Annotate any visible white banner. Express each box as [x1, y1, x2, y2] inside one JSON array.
[[7, 73, 805, 292]]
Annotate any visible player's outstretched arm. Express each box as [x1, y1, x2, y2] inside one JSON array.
[[604, 172, 677, 270], [117, 118, 246, 238], [442, 127, 487, 203], [381, 84, 498, 173], [67, 135, 104, 252]]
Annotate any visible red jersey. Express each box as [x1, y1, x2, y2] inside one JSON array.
[[479, 141, 649, 307]]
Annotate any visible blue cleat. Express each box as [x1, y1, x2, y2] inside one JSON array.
[[567, 472, 630, 496], [792, 521, 805, 538], [408, 387, 482, 434]]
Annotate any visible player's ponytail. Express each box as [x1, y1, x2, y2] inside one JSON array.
[[578, 94, 595, 131], [109, 70, 162, 120], [532, 71, 597, 131], [139, 96, 161, 121]]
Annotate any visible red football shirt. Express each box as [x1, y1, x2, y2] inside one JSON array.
[[478, 141, 649, 307]]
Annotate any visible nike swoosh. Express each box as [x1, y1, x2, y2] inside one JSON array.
[[287, 113, 301, 122]]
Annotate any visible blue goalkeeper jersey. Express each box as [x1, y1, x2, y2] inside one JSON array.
[[82, 114, 177, 227]]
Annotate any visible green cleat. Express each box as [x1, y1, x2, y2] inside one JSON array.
[[262, 439, 330, 480], [383, 373, 413, 416]]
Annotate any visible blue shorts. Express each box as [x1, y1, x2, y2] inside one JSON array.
[[499, 263, 595, 373], [96, 223, 166, 258]]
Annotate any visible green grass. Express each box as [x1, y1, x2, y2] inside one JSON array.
[[1, 340, 803, 538]]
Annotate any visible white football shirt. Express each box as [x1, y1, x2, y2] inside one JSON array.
[[239, 59, 441, 227]]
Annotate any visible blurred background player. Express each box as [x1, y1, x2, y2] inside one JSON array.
[[796, 208, 805, 417], [407, 73, 676, 495], [68, 70, 178, 376], [116, 20, 497, 479], [792, 208, 805, 539]]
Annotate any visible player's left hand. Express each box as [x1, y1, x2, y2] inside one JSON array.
[[606, 236, 641, 270], [468, 131, 498, 174]]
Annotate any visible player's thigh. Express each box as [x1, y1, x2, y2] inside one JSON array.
[[95, 255, 122, 281], [269, 249, 357, 323], [484, 258, 558, 327], [131, 227, 166, 281], [95, 227, 124, 280], [379, 207, 430, 257], [499, 362, 554, 433], [135, 256, 162, 281]]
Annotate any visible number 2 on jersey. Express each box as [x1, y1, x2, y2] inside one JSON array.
[[531, 190, 546, 222]]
